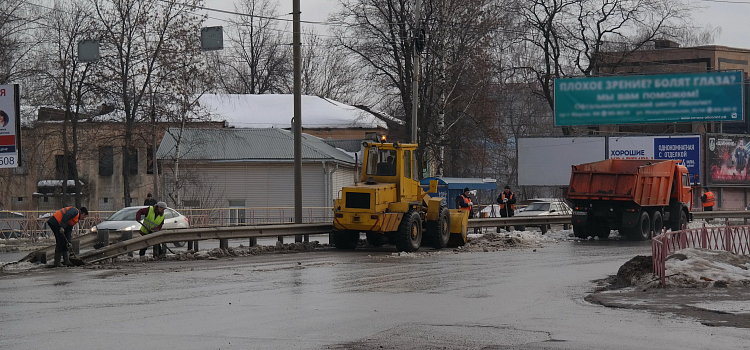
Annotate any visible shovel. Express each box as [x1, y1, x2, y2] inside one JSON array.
[[62, 233, 85, 266]]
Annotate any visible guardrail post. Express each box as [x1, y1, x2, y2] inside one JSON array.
[[121, 231, 133, 257], [187, 241, 193, 250], [249, 237, 257, 247], [193, 240, 199, 251], [220, 238, 228, 250], [96, 229, 109, 249]]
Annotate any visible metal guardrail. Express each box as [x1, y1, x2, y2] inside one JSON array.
[[20, 210, 750, 265]]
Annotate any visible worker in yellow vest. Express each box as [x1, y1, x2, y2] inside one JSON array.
[[47, 206, 88, 267], [136, 201, 167, 257], [701, 187, 715, 211]]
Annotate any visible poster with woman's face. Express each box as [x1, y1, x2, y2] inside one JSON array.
[[0, 85, 19, 168]]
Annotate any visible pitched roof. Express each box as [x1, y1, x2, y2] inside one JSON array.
[[198, 94, 388, 129], [157, 128, 355, 164]]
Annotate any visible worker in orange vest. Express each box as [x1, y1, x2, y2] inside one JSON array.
[[497, 185, 517, 232], [701, 187, 715, 211], [47, 206, 88, 267], [457, 188, 474, 218]]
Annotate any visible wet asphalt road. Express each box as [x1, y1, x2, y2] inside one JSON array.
[[1, 240, 749, 350]]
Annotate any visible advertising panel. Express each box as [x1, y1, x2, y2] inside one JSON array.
[[608, 135, 700, 184], [555, 71, 743, 126], [0, 85, 20, 168], [518, 137, 606, 186], [706, 134, 750, 185]]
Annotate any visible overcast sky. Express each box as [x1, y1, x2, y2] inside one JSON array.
[[205, 0, 749, 49]]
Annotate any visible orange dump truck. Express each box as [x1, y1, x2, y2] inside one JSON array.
[[567, 159, 693, 240]]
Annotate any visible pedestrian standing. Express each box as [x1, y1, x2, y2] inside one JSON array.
[[456, 187, 474, 218], [47, 206, 88, 267], [497, 185, 516, 231], [136, 201, 167, 257], [144, 193, 157, 206], [701, 187, 715, 211]]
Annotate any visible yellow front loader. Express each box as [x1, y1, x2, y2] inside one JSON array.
[[332, 141, 468, 252]]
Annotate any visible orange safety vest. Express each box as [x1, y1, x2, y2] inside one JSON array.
[[500, 193, 514, 210], [703, 191, 715, 207], [53, 207, 80, 227], [459, 195, 472, 211]]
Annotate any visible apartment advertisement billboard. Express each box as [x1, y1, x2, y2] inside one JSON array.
[[706, 134, 750, 185], [518, 137, 606, 186], [555, 71, 743, 126], [0, 85, 20, 168], [609, 135, 700, 184]]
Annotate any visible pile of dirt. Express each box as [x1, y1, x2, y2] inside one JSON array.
[[456, 232, 546, 252], [613, 255, 654, 288]]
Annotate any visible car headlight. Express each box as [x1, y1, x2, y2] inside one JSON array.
[[90, 226, 97, 233]]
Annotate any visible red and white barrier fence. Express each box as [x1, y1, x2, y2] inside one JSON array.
[[652, 223, 750, 285]]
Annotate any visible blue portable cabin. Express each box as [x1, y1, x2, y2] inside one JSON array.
[[420, 177, 498, 209]]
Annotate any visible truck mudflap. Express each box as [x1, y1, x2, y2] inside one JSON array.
[[572, 212, 587, 226], [621, 210, 640, 228]]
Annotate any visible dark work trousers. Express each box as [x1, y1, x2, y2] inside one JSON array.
[[48, 220, 71, 254], [704, 206, 713, 211], [499, 206, 514, 232]]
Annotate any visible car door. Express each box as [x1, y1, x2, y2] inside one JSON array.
[[161, 209, 178, 230]]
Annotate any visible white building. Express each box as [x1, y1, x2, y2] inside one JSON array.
[[157, 128, 357, 222]]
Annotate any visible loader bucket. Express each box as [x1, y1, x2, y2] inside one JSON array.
[[447, 209, 469, 247]]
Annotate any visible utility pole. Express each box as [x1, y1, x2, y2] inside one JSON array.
[[411, 0, 421, 144], [293, 0, 303, 242]]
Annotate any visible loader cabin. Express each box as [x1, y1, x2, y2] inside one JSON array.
[[360, 141, 422, 202]]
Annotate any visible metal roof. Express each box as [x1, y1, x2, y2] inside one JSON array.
[[157, 128, 355, 164]]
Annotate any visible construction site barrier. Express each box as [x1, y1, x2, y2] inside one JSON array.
[[651, 223, 750, 286]]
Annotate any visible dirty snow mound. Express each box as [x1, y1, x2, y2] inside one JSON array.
[[102, 241, 327, 264], [457, 231, 554, 252], [664, 248, 750, 287]]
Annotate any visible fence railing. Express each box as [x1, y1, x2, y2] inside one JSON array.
[[651, 223, 750, 285]]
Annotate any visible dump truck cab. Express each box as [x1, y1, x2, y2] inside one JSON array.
[[333, 141, 468, 252]]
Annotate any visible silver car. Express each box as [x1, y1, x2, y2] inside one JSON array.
[[91, 206, 190, 246], [515, 200, 571, 234]]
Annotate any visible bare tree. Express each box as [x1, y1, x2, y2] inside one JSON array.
[[93, 0, 204, 207], [207, 0, 290, 94], [299, 28, 361, 104], [0, 0, 44, 84]]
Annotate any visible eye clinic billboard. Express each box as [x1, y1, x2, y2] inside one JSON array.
[[0, 85, 20, 168], [608, 135, 701, 184], [555, 71, 744, 126]]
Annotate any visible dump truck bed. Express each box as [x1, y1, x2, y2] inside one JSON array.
[[568, 159, 680, 206]]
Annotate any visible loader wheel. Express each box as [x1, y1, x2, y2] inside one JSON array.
[[395, 210, 422, 252], [366, 232, 387, 247], [332, 230, 360, 250], [426, 207, 451, 249]]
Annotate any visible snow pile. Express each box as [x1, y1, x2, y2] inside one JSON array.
[[456, 231, 557, 252], [0, 261, 44, 274], [103, 241, 327, 264], [664, 248, 750, 287]]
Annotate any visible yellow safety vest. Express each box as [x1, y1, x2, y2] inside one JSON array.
[[140, 206, 165, 234]]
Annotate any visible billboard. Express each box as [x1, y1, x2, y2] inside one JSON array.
[[706, 134, 750, 185], [555, 71, 744, 126], [518, 137, 606, 186], [609, 135, 700, 184], [0, 85, 20, 168]]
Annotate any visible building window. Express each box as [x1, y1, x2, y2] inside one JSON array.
[[99, 147, 113, 176], [55, 154, 75, 179], [122, 147, 138, 175], [147, 147, 154, 174], [17, 197, 23, 202], [103, 198, 108, 203], [43, 196, 49, 202]]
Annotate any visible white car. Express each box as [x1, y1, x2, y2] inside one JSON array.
[[91, 206, 190, 246], [515, 200, 571, 234]]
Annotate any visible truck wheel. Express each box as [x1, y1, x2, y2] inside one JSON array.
[[395, 211, 422, 252], [426, 207, 451, 249], [332, 230, 360, 249], [366, 232, 387, 247], [651, 211, 663, 238], [573, 225, 589, 239], [671, 210, 688, 231], [630, 211, 651, 241], [594, 223, 610, 240]]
